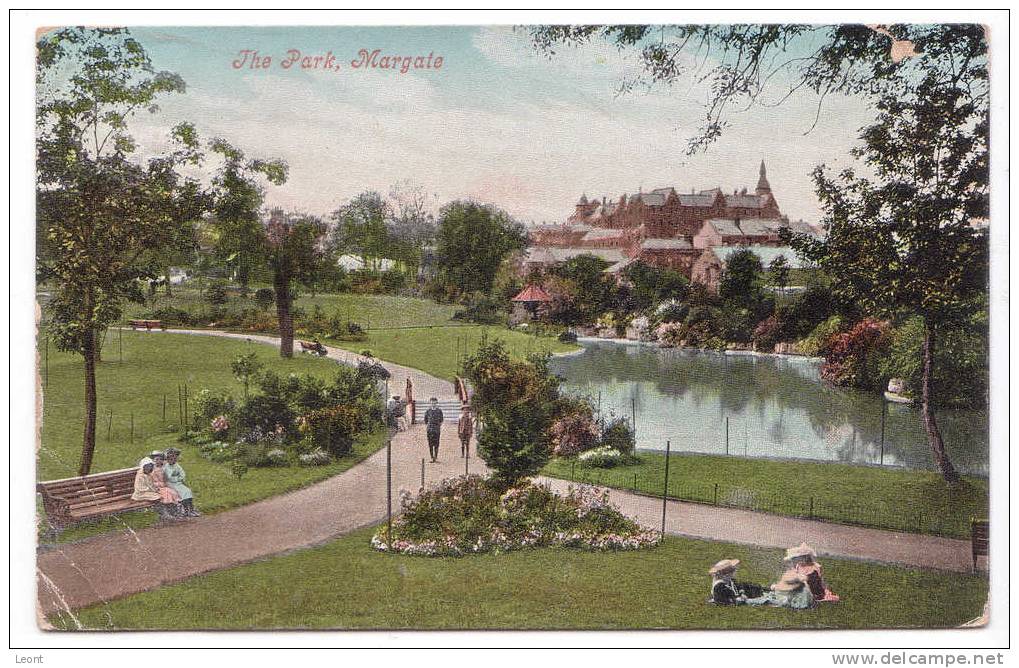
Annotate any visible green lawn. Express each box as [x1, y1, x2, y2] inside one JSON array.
[[113, 288, 576, 380], [51, 525, 987, 630], [544, 453, 989, 539], [38, 330, 386, 541], [328, 325, 577, 380], [121, 287, 461, 329]]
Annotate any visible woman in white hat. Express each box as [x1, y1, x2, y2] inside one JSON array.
[[746, 571, 816, 609], [784, 542, 840, 603], [131, 457, 183, 519], [708, 559, 764, 606]]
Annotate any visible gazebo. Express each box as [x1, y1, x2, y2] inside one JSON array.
[[511, 284, 553, 321]]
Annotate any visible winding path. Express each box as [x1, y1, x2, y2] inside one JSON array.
[[36, 330, 976, 618]]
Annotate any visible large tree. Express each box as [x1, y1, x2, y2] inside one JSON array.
[[434, 200, 528, 299], [36, 28, 198, 475], [329, 191, 393, 270], [264, 209, 329, 357], [531, 24, 990, 483]]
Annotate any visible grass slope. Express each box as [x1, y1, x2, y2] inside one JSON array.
[[328, 325, 577, 380], [53, 525, 987, 630], [543, 453, 989, 539], [38, 330, 385, 541]]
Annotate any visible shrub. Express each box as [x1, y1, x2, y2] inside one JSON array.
[[800, 315, 844, 357], [371, 476, 660, 557], [549, 407, 598, 457], [452, 292, 506, 325], [148, 306, 192, 326], [299, 448, 331, 466], [206, 282, 229, 305], [752, 314, 784, 353], [380, 268, 409, 293], [656, 300, 689, 324], [265, 448, 289, 466], [198, 440, 235, 463], [578, 445, 624, 468], [820, 318, 891, 390], [298, 405, 362, 457], [254, 288, 275, 311], [557, 330, 578, 343], [598, 416, 635, 456]]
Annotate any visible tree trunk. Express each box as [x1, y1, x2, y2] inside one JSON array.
[[165, 265, 173, 297], [274, 272, 294, 358], [920, 323, 960, 484], [78, 328, 98, 476]]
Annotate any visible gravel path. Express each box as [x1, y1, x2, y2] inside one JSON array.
[[36, 330, 975, 619]]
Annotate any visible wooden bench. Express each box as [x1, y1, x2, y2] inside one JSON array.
[[299, 339, 327, 356], [971, 518, 989, 571], [37, 468, 157, 533], [128, 319, 165, 331]]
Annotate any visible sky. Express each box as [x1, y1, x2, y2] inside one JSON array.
[[116, 25, 878, 226]]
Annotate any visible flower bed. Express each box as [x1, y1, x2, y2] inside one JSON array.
[[371, 475, 660, 557]]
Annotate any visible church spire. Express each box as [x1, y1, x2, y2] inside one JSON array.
[[756, 160, 772, 195]]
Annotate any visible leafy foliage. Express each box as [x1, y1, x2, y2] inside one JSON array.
[[434, 201, 527, 299]]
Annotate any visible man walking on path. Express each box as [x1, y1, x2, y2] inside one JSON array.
[[423, 397, 444, 462], [458, 404, 474, 458]]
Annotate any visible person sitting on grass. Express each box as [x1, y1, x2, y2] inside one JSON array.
[[708, 559, 764, 605], [746, 571, 816, 610], [131, 457, 183, 520], [163, 447, 200, 517], [784, 543, 839, 603]]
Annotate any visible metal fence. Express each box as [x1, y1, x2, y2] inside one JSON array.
[[564, 459, 952, 538]]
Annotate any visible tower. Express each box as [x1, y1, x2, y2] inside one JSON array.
[[755, 160, 772, 196]]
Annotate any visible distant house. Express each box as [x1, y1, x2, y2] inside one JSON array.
[[337, 254, 397, 272], [522, 246, 627, 273], [691, 245, 810, 293]]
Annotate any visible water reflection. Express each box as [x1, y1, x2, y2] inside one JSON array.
[[549, 342, 988, 476]]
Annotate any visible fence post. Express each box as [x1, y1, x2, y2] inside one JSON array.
[[631, 397, 636, 439], [661, 440, 671, 536], [633, 472, 637, 492], [571, 460, 575, 482], [713, 483, 719, 506], [421, 457, 425, 490], [879, 399, 887, 466], [119, 327, 123, 363], [725, 417, 730, 455], [809, 496, 814, 519], [107, 409, 113, 442], [162, 394, 166, 421], [130, 412, 134, 443], [385, 433, 393, 549]]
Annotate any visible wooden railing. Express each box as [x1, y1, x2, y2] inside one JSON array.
[[454, 376, 470, 405]]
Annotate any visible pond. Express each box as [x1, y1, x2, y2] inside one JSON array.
[[549, 341, 989, 476]]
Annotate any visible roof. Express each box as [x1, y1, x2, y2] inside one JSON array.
[[524, 247, 627, 265], [677, 193, 718, 207], [724, 194, 768, 209], [632, 192, 667, 206], [603, 258, 637, 274], [582, 228, 627, 241], [700, 219, 742, 236], [639, 238, 693, 250], [711, 245, 809, 269], [512, 284, 553, 303]]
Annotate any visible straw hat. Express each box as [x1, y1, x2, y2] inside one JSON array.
[[138, 457, 154, 469], [708, 559, 740, 576], [149, 449, 165, 459], [771, 571, 808, 592], [783, 542, 817, 562]]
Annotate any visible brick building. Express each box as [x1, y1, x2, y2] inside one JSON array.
[[526, 161, 820, 290]]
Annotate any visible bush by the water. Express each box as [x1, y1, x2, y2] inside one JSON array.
[[371, 475, 660, 557]]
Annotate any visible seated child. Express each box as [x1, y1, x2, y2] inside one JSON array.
[[708, 559, 765, 605], [784, 543, 840, 602]]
